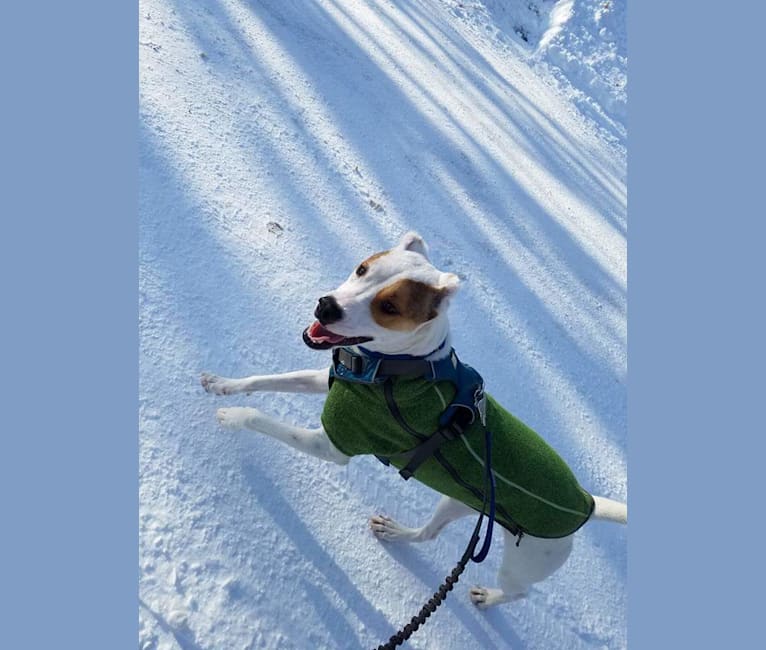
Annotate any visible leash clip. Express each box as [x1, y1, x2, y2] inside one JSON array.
[[475, 386, 487, 426]]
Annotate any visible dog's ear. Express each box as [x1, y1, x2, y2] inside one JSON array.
[[437, 272, 460, 295], [427, 273, 459, 319], [397, 231, 429, 259]]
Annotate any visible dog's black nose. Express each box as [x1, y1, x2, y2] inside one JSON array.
[[315, 295, 343, 325]]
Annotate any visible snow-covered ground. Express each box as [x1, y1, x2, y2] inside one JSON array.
[[139, 0, 626, 648]]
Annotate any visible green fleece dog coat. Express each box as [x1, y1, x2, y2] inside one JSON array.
[[322, 375, 594, 539]]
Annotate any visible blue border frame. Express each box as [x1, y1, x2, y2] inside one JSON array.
[[2, 3, 136, 648], [630, 2, 763, 646]]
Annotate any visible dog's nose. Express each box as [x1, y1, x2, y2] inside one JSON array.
[[315, 295, 343, 325]]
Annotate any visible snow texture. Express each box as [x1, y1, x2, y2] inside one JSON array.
[[139, 0, 627, 648]]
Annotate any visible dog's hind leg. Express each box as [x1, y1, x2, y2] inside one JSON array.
[[370, 495, 475, 543], [201, 368, 330, 396], [216, 406, 349, 465], [470, 530, 574, 609]]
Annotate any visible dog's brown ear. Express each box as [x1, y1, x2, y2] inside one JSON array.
[[397, 231, 429, 259]]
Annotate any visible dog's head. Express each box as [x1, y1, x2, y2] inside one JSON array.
[[303, 232, 459, 355]]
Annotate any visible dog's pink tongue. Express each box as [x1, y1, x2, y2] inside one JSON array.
[[307, 321, 345, 344]]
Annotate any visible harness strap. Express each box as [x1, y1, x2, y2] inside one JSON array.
[[396, 418, 466, 480], [379, 377, 465, 480]]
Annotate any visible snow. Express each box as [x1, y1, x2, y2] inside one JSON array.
[[139, 0, 626, 648]]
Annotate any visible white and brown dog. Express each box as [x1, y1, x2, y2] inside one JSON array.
[[201, 231, 627, 609]]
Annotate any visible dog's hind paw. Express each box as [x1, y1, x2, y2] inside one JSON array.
[[201, 373, 241, 395], [369, 514, 420, 542], [469, 586, 503, 610], [470, 586, 524, 609]]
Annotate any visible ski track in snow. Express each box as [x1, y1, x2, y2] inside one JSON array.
[[140, 0, 626, 648]]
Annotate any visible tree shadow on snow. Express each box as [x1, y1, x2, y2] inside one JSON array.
[[239, 460, 397, 645]]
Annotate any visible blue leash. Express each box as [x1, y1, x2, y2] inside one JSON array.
[[471, 426, 496, 563]]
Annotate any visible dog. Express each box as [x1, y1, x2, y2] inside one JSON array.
[[201, 231, 627, 610]]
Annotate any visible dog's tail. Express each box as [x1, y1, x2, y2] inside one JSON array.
[[591, 495, 627, 524]]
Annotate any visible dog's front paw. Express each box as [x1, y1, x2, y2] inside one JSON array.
[[201, 373, 241, 395], [216, 407, 259, 431], [369, 514, 419, 542]]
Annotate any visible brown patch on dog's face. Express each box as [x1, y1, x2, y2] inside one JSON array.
[[371, 279, 447, 331]]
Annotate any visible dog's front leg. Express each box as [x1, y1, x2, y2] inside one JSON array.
[[201, 368, 330, 396], [216, 406, 349, 465]]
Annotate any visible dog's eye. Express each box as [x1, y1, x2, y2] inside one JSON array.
[[380, 300, 399, 315], [356, 264, 368, 277]]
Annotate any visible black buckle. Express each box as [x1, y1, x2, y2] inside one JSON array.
[[336, 347, 364, 374], [443, 419, 464, 440]]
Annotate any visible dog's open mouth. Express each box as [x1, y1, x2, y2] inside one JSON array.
[[302, 321, 373, 350]]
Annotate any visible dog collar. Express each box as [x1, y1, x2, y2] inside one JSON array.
[[331, 340, 449, 385]]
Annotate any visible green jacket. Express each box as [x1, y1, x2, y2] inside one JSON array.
[[322, 375, 594, 538]]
